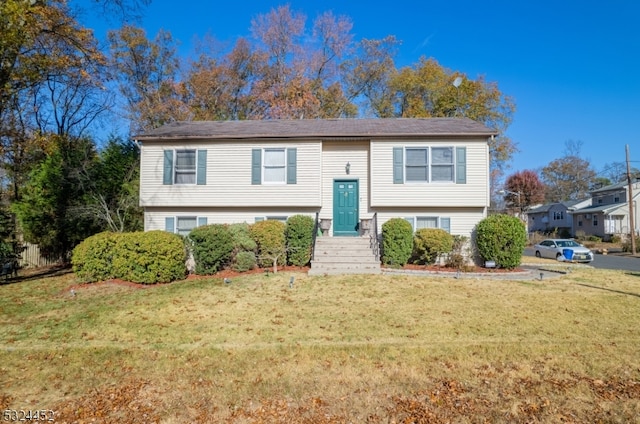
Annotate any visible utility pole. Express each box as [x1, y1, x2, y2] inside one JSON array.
[[626, 145, 636, 255]]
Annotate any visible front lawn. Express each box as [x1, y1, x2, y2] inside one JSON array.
[[1, 268, 639, 422]]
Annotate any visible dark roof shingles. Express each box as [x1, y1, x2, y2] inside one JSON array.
[[134, 118, 496, 140]]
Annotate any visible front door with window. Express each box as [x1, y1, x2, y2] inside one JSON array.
[[333, 180, 359, 236]]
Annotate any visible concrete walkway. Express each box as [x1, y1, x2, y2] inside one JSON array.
[[381, 263, 592, 280]]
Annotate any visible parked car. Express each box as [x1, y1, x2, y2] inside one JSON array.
[[533, 239, 594, 263]]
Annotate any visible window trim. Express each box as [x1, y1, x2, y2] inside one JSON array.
[[403, 146, 457, 184], [166, 216, 208, 236], [163, 149, 207, 186], [255, 216, 288, 223], [404, 216, 451, 233], [262, 148, 287, 185], [174, 149, 197, 185]]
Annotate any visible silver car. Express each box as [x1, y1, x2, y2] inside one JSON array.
[[533, 239, 594, 263]]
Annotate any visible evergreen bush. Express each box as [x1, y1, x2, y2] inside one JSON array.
[[413, 228, 454, 265], [622, 236, 640, 253], [71, 231, 119, 282], [285, 215, 314, 266], [249, 220, 286, 268], [381, 218, 413, 266], [228, 223, 257, 252], [111, 231, 187, 283], [188, 224, 234, 275], [475, 214, 526, 269], [72, 231, 187, 284], [233, 251, 257, 272]]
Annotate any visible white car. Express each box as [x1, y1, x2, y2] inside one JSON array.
[[534, 239, 594, 263]]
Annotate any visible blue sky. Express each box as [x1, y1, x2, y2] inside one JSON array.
[[82, 0, 639, 176]]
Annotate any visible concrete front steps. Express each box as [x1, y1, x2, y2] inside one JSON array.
[[308, 236, 381, 275]]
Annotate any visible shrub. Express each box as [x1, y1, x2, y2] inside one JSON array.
[[412, 228, 454, 265], [445, 235, 470, 269], [250, 220, 286, 268], [228, 223, 257, 252], [188, 224, 234, 275], [285, 215, 315, 266], [381, 218, 413, 266], [71, 232, 119, 282], [587, 235, 602, 243], [111, 231, 187, 284], [611, 234, 622, 244], [622, 236, 640, 253], [72, 231, 187, 284], [234, 251, 257, 272], [475, 214, 526, 269], [558, 228, 572, 239]]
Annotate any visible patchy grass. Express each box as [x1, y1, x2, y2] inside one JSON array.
[[0, 268, 639, 422]]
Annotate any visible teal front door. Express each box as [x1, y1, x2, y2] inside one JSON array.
[[333, 180, 359, 236]]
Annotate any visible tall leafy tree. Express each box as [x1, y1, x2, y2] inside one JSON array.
[[79, 136, 143, 232], [1, 0, 108, 199], [541, 140, 597, 202], [503, 169, 545, 213], [108, 25, 189, 133], [12, 135, 100, 260], [384, 58, 516, 174]]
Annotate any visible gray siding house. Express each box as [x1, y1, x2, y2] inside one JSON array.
[[571, 180, 640, 241], [527, 198, 591, 236]]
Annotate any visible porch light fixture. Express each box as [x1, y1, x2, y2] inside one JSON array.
[[345, 162, 351, 174]]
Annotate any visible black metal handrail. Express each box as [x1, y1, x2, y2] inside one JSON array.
[[370, 212, 380, 261], [311, 211, 320, 261]]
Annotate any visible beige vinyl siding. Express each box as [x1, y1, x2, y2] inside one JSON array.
[[320, 141, 370, 225], [140, 139, 322, 207], [373, 208, 486, 238], [370, 138, 489, 207], [145, 208, 317, 232]]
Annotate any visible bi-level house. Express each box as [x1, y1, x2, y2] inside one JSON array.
[[570, 179, 640, 241], [134, 118, 495, 246], [526, 198, 591, 237]]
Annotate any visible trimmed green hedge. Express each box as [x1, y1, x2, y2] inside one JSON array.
[[188, 224, 234, 275], [72, 231, 187, 284], [475, 214, 526, 269], [413, 228, 454, 265], [381, 218, 413, 266], [285, 215, 314, 266], [71, 232, 118, 282], [250, 220, 286, 268]]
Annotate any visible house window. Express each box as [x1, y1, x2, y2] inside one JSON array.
[[252, 148, 297, 185], [165, 216, 207, 236], [431, 147, 454, 182], [405, 216, 451, 233], [416, 216, 438, 229], [593, 216, 598, 226], [255, 216, 288, 223], [176, 216, 198, 236], [163, 149, 206, 186], [405, 148, 428, 182], [393, 146, 465, 184], [614, 196, 620, 202], [263, 148, 286, 183], [404, 147, 455, 183], [578, 220, 583, 227], [174, 150, 196, 184], [553, 211, 564, 220]]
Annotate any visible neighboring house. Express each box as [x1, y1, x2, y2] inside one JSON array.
[[570, 179, 640, 241], [527, 198, 591, 236], [134, 118, 496, 240]]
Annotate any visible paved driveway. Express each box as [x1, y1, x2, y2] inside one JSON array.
[[524, 247, 640, 273]]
